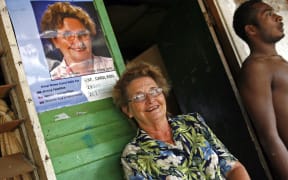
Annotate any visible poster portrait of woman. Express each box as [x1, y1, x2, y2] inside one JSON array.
[[32, 1, 115, 80]]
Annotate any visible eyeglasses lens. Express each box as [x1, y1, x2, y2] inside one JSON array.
[[129, 88, 163, 103], [60, 30, 90, 41]]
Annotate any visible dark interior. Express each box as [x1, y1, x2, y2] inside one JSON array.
[[103, 1, 270, 179], [104, 0, 176, 61]]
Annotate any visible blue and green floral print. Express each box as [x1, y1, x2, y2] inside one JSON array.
[[121, 113, 237, 180]]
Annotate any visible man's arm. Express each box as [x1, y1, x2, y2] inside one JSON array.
[[239, 62, 288, 179]]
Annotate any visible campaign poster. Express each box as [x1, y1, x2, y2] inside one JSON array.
[[6, 0, 119, 112]]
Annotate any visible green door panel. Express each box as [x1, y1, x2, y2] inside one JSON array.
[[39, 98, 135, 179], [36, 1, 135, 178]]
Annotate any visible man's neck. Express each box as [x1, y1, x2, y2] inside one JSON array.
[[249, 43, 279, 59]]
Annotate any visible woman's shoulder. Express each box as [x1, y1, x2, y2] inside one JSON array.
[[169, 112, 206, 126], [121, 142, 141, 157], [172, 112, 204, 121]]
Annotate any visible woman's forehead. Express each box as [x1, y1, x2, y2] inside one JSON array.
[[127, 77, 157, 91]]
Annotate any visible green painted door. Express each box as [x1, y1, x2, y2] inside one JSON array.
[[37, 1, 135, 179]]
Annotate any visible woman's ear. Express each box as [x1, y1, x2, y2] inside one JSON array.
[[121, 105, 133, 118]]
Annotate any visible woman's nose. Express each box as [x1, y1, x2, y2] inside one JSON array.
[[145, 94, 155, 103]]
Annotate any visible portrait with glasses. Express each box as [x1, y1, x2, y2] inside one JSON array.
[[36, 1, 115, 80]]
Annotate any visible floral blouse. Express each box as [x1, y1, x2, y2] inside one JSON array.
[[121, 113, 238, 180]]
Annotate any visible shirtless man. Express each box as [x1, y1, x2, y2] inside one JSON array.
[[233, 1, 288, 179]]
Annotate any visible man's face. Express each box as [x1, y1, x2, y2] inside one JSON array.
[[253, 2, 284, 43], [52, 17, 93, 64]]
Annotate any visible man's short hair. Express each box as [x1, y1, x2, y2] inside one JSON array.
[[233, 0, 262, 43]]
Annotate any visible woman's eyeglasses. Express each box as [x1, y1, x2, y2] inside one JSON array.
[[58, 30, 90, 42], [128, 87, 163, 103], [40, 30, 90, 42]]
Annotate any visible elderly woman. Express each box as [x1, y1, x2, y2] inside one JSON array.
[[112, 62, 250, 180]]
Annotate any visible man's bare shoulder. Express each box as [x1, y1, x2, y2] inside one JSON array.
[[241, 55, 287, 74], [239, 55, 288, 87], [240, 57, 272, 77]]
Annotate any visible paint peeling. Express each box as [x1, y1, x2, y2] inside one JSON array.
[[76, 111, 87, 116], [54, 113, 70, 121], [81, 134, 94, 148]]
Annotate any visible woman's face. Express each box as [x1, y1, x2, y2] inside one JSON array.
[[123, 76, 167, 128], [52, 17, 93, 64]]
